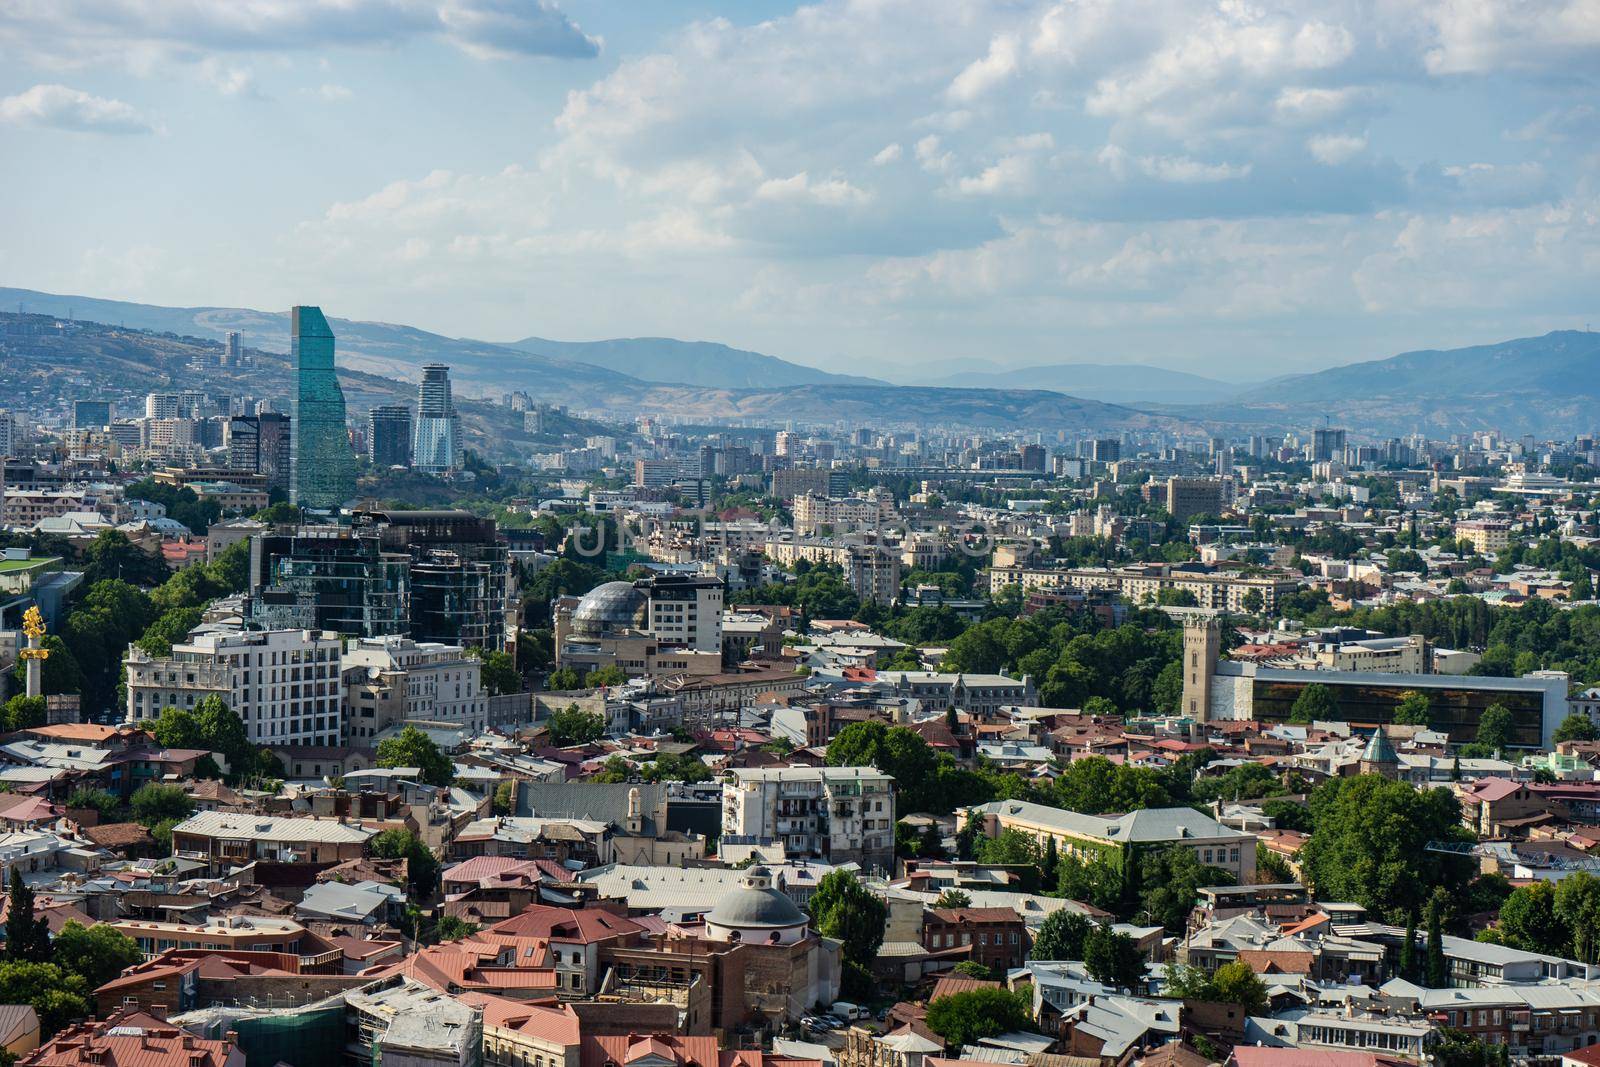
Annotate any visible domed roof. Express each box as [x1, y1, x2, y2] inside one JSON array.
[[706, 867, 807, 929], [570, 581, 648, 640]]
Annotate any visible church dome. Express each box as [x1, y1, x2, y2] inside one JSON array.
[[570, 581, 648, 640], [705, 866, 808, 940]]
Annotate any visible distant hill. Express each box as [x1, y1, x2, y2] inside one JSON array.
[[611, 382, 1176, 432], [0, 286, 639, 396], [1229, 330, 1600, 436], [0, 287, 869, 395], [925, 362, 1239, 404], [507, 336, 881, 388]]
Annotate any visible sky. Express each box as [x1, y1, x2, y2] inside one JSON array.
[[1, 0, 1598, 383]]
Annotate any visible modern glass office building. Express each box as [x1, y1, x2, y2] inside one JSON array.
[[246, 510, 512, 649], [289, 306, 357, 510], [412, 363, 462, 474]]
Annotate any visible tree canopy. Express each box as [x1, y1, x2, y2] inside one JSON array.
[[375, 725, 454, 787]]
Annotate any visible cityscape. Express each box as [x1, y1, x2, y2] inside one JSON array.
[[1, 5, 1600, 1067]]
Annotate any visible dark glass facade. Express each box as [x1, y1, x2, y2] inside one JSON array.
[[247, 510, 510, 650], [1251, 678, 1546, 746], [290, 306, 357, 510]]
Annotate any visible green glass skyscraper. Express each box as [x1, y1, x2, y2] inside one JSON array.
[[290, 306, 357, 510]]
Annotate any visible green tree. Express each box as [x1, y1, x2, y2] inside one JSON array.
[[370, 828, 440, 898], [52, 921, 142, 991], [1163, 961, 1267, 1015], [1287, 683, 1338, 725], [469, 649, 521, 696], [130, 783, 196, 827], [4, 868, 50, 963], [1, 695, 46, 733], [65, 788, 121, 821], [950, 960, 995, 980], [1496, 882, 1567, 956], [1391, 690, 1432, 727], [638, 751, 712, 784], [1054, 757, 1172, 814], [492, 780, 516, 816], [148, 818, 180, 852], [933, 888, 972, 909], [1426, 891, 1448, 987], [1398, 912, 1418, 982], [1430, 1029, 1510, 1067], [1555, 871, 1600, 965], [586, 665, 628, 687], [135, 606, 205, 657], [151, 695, 256, 776], [545, 666, 585, 691], [435, 915, 478, 942], [0, 961, 89, 1037], [548, 704, 607, 746], [827, 720, 940, 812], [1030, 909, 1092, 961], [375, 725, 455, 787], [1083, 925, 1145, 992], [1554, 713, 1600, 744], [1299, 776, 1469, 922], [808, 869, 886, 965], [1055, 850, 1126, 913], [924, 988, 1032, 1048], [1477, 704, 1515, 752], [1141, 846, 1234, 933]]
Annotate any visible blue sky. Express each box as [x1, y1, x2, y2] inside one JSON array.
[[1, 0, 1597, 382]]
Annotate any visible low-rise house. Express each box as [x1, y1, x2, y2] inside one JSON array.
[[18, 1008, 243, 1067], [169, 811, 375, 874], [961, 800, 1257, 885], [921, 907, 1028, 973]]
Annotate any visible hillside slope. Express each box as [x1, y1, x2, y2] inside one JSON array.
[[508, 335, 882, 388]]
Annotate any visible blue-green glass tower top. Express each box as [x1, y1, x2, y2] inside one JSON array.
[[290, 306, 357, 511]]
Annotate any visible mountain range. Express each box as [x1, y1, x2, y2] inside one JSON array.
[[918, 362, 1239, 404], [3, 286, 1594, 436], [0, 287, 1170, 434]]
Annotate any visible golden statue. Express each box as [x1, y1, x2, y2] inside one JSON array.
[[18, 606, 49, 661]]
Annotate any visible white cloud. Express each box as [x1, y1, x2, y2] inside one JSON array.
[[154, 0, 1594, 373], [1421, 0, 1600, 74], [199, 57, 259, 97], [915, 134, 954, 174], [946, 33, 1020, 102], [0, 83, 152, 134], [1098, 144, 1252, 183], [1274, 86, 1360, 125], [315, 83, 353, 101], [1307, 132, 1367, 165], [954, 155, 1034, 196], [755, 172, 872, 206], [0, 0, 600, 67]]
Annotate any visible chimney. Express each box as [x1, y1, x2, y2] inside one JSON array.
[[150, 1003, 168, 1021]]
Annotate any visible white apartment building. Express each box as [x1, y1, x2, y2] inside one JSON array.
[[989, 563, 1298, 614], [644, 574, 725, 654], [765, 538, 903, 606], [341, 634, 487, 734], [124, 628, 344, 747], [792, 490, 895, 536], [1454, 518, 1513, 555], [721, 766, 895, 872]]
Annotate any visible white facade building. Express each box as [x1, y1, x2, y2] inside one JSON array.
[[124, 628, 344, 747], [341, 634, 488, 732], [721, 766, 895, 872]]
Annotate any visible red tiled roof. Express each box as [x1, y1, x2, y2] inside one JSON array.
[[488, 905, 643, 943], [21, 1007, 239, 1067], [1237, 949, 1315, 974]]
